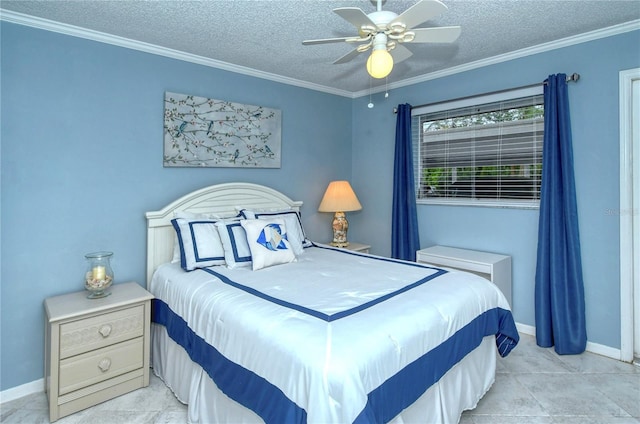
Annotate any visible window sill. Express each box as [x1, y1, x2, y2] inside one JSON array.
[[416, 198, 540, 209]]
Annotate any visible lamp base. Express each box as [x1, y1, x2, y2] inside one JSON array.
[[330, 211, 349, 247]]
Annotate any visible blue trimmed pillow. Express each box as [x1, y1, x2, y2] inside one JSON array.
[[171, 211, 224, 263], [215, 220, 253, 269], [171, 218, 225, 271], [240, 219, 296, 270], [239, 209, 309, 255]]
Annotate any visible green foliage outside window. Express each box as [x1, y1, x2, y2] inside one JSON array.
[[419, 103, 544, 201]]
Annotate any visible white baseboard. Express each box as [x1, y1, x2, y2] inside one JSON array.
[[0, 378, 44, 404], [516, 322, 623, 361], [516, 322, 537, 336]]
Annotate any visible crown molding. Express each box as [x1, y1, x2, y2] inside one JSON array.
[[354, 19, 640, 98], [2, 9, 638, 100], [0, 9, 354, 98]]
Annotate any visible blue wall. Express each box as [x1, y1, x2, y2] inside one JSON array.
[[1, 19, 639, 391], [0, 22, 351, 390], [350, 30, 640, 351]]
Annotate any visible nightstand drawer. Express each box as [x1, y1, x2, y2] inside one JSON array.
[[58, 337, 143, 395], [60, 304, 144, 359]]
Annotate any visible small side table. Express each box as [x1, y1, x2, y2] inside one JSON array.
[[44, 282, 154, 422], [342, 242, 371, 254], [416, 245, 512, 306]]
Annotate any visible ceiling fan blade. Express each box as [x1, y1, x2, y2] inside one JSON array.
[[409, 26, 461, 43], [303, 37, 353, 45], [333, 48, 363, 64], [390, 44, 413, 64], [333, 7, 376, 30], [390, 0, 448, 30]]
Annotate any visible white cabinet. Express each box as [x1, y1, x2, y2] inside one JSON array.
[[44, 282, 153, 422], [416, 245, 512, 307]]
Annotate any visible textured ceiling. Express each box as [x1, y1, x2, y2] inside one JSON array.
[[2, 0, 639, 95]]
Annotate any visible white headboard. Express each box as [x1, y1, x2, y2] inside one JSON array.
[[145, 182, 303, 288]]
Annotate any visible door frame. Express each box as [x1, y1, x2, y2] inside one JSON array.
[[620, 67, 640, 363]]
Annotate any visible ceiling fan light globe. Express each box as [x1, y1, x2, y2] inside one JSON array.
[[366, 49, 393, 79]]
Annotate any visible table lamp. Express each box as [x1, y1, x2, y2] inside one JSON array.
[[318, 181, 362, 247]]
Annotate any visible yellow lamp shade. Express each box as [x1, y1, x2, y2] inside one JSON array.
[[318, 181, 362, 213], [366, 49, 393, 79]]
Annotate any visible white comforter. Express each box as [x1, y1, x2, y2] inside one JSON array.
[[150, 245, 517, 424]]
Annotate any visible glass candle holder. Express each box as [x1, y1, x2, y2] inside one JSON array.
[[84, 251, 114, 298]]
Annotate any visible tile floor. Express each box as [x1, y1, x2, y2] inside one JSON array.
[[1, 334, 638, 423]]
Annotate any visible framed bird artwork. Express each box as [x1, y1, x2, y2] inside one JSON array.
[[163, 92, 281, 168]]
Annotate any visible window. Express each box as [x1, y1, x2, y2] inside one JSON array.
[[413, 87, 544, 208]]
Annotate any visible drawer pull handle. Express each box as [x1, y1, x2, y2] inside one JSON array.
[[98, 358, 111, 372], [98, 324, 112, 338]]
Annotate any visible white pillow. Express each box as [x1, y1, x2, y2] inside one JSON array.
[[171, 218, 225, 271], [171, 211, 225, 263], [215, 220, 253, 268], [240, 219, 296, 270], [239, 209, 309, 255]]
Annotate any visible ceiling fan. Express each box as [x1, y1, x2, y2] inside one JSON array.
[[302, 0, 461, 79]]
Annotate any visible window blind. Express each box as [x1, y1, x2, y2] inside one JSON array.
[[412, 90, 544, 208]]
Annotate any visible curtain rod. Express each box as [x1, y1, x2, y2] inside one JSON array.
[[393, 73, 580, 113]]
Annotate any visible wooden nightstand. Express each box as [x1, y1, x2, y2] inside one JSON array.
[[44, 282, 154, 422], [342, 242, 371, 253]]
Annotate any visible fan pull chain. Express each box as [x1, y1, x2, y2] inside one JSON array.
[[368, 75, 374, 108]]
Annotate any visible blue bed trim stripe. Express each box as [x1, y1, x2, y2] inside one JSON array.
[[354, 307, 519, 424], [152, 299, 307, 424], [311, 242, 428, 267], [203, 268, 331, 321], [152, 300, 519, 424], [202, 246, 448, 322]]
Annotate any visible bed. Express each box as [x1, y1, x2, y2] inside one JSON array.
[[145, 182, 518, 424]]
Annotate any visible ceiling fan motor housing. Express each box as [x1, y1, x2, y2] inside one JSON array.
[[368, 10, 398, 29], [302, 0, 461, 68], [362, 11, 410, 48]]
